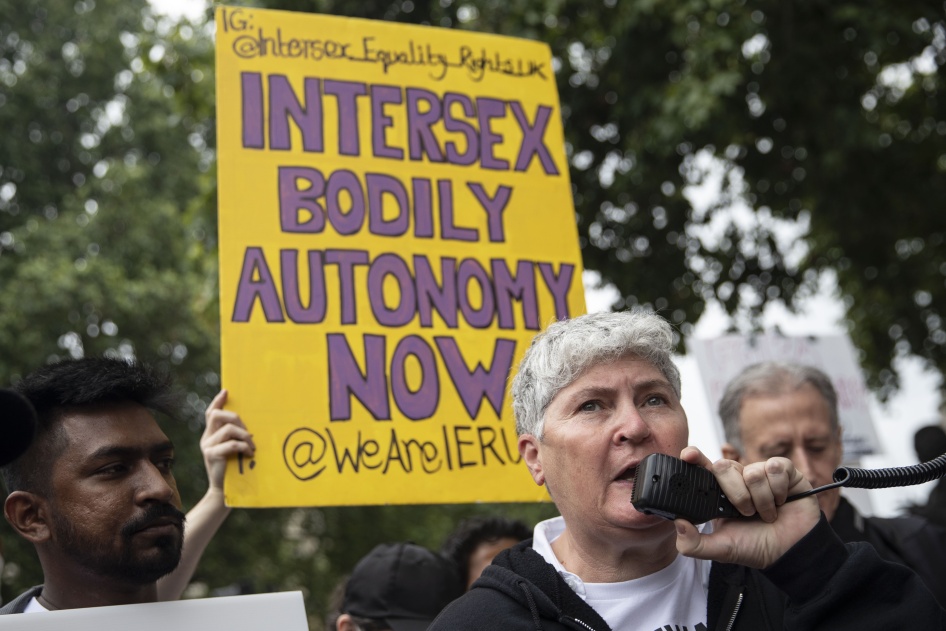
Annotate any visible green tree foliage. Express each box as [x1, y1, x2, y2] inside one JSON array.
[[2, 0, 945, 627]]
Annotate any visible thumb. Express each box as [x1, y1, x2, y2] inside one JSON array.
[[674, 519, 708, 559]]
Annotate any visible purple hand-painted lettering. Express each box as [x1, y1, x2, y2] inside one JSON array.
[[492, 259, 539, 330], [325, 249, 370, 324], [415, 256, 459, 328], [279, 166, 326, 233], [328, 333, 391, 420], [240, 72, 264, 149], [538, 262, 575, 320], [232, 247, 285, 322], [323, 79, 367, 156], [366, 173, 409, 236], [477, 97, 509, 170], [269, 75, 323, 152], [467, 182, 512, 242], [406, 88, 444, 162], [457, 259, 495, 328], [510, 102, 559, 175], [370, 84, 404, 159], [390, 335, 440, 420], [367, 253, 415, 326], [281, 249, 327, 324], [435, 337, 516, 419]]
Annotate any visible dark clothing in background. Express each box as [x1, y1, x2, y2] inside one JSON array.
[[831, 496, 946, 608], [908, 479, 946, 529]]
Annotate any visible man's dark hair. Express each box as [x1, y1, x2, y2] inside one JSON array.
[[441, 516, 531, 582], [915, 425, 946, 463], [2, 356, 182, 495]]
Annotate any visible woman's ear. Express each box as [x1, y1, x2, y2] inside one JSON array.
[[518, 434, 545, 486]]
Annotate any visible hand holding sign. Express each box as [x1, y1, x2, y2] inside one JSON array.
[[203, 389, 256, 487]]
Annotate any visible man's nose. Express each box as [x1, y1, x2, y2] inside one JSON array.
[[613, 407, 651, 445], [136, 462, 178, 504], [791, 447, 815, 483]]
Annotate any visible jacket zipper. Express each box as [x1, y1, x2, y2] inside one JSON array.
[[724, 591, 744, 631], [567, 616, 596, 630]]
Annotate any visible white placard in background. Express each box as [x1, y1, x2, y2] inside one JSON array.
[[688, 334, 881, 458], [0, 591, 307, 631]]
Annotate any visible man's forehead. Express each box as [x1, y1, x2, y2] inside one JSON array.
[[741, 400, 839, 444], [58, 403, 170, 453], [741, 386, 832, 419]]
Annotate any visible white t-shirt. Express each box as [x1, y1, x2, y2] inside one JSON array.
[[22, 596, 48, 613], [533, 517, 710, 631]]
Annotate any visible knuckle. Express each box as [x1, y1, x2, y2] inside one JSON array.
[[743, 466, 767, 486], [712, 459, 734, 476]]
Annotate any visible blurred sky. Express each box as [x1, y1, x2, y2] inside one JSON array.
[[149, 0, 944, 517], [150, 0, 207, 20]]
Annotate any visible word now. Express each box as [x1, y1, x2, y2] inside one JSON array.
[[232, 248, 574, 330], [241, 72, 560, 174], [283, 423, 521, 481], [329, 333, 514, 421]]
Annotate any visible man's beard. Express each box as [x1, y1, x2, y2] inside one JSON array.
[[52, 504, 186, 584]]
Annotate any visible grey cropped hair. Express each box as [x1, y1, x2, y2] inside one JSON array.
[[718, 361, 839, 452], [511, 311, 681, 438]]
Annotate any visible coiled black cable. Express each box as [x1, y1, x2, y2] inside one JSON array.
[[787, 453, 946, 503]]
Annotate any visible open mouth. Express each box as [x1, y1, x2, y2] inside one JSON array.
[[615, 465, 637, 482]]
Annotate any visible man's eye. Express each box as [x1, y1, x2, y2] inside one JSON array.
[[157, 457, 176, 471], [97, 464, 128, 476], [643, 395, 667, 406], [579, 400, 602, 412]]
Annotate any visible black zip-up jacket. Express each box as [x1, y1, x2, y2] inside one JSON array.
[[831, 496, 946, 608], [429, 516, 946, 631]]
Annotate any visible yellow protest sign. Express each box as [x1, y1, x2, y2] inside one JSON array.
[[216, 6, 585, 507]]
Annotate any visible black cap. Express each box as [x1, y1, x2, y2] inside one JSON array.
[[0, 389, 37, 467], [343, 543, 463, 631]]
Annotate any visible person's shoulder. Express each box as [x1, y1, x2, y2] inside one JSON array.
[[428, 577, 524, 631], [865, 510, 946, 542], [0, 586, 43, 615]]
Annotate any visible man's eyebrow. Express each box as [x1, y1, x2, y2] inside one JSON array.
[[87, 441, 175, 461]]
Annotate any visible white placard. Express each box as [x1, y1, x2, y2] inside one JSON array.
[[0, 591, 307, 630], [687, 334, 881, 458]]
